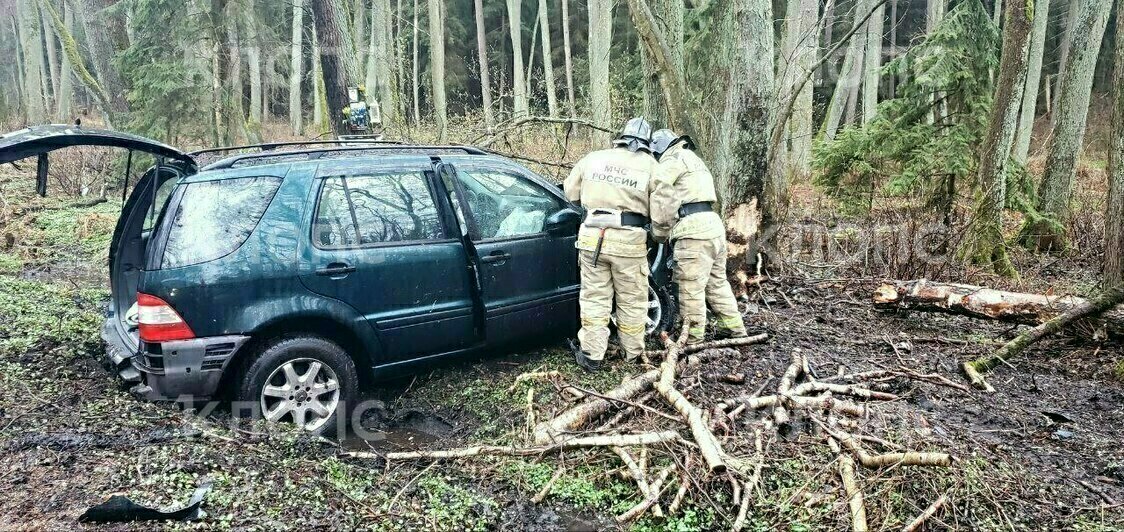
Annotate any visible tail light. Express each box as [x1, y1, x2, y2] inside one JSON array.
[[137, 293, 195, 342]]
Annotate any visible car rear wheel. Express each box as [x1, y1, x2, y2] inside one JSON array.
[[237, 336, 358, 435]]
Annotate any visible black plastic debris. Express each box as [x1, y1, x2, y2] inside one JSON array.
[[78, 482, 212, 523]]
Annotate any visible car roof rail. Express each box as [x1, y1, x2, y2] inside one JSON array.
[[188, 139, 405, 157], [201, 144, 491, 170]]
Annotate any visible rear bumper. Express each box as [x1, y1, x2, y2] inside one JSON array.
[[101, 320, 248, 401]]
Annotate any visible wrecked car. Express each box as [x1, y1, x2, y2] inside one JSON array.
[[0, 125, 678, 432]]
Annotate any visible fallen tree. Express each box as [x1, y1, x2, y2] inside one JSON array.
[[962, 284, 1124, 391], [872, 279, 1124, 337]]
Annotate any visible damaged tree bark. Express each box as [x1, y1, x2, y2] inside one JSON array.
[[873, 279, 1124, 337]]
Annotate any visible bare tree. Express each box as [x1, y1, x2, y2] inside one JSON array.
[[777, 0, 819, 177], [561, 0, 576, 117], [1012, 0, 1050, 163], [311, 0, 360, 136], [19, 0, 46, 124], [507, 0, 528, 118], [411, 0, 419, 125], [822, 2, 866, 141], [1051, 0, 1080, 124], [290, 0, 305, 135], [473, 0, 495, 130], [246, 0, 263, 129], [588, 0, 612, 144], [538, 0, 558, 118], [957, 0, 1032, 277], [428, 0, 446, 140], [1023, 0, 1112, 251], [366, 0, 394, 125], [37, 2, 59, 107], [54, 3, 73, 121], [639, 0, 683, 126], [40, 0, 114, 124], [861, 0, 884, 123], [1106, 3, 1124, 287]]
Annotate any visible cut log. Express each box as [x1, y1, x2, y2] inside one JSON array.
[[873, 279, 1124, 336], [532, 347, 741, 444]]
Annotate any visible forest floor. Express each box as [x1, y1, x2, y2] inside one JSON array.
[[1, 161, 1123, 531]]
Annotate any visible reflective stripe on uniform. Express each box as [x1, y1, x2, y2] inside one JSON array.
[[689, 326, 705, 338], [717, 315, 743, 330], [576, 234, 647, 258], [617, 321, 646, 336], [582, 317, 610, 327]]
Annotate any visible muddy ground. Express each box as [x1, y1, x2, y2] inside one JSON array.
[[0, 184, 1122, 530]]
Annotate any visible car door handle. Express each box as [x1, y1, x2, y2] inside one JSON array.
[[480, 251, 511, 264], [316, 263, 356, 276]]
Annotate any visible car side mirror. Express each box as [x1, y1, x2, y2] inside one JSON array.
[[545, 208, 581, 236]]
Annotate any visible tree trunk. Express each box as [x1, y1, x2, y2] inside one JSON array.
[[428, 0, 446, 140], [777, 0, 819, 178], [395, 0, 406, 122], [639, 0, 683, 127], [290, 0, 305, 135], [507, 0, 528, 118], [353, 0, 367, 79], [822, 3, 865, 141], [588, 0, 612, 145], [722, 0, 774, 269], [312, 24, 328, 133], [956, 0, 1032, 278], [473, 0, 495, 131], [1106, 6, 1124, 287], [19, 0, 46, 124], [926, 0, 945, 34], [991, 0, 1001, 26], [38, 2, 59, 108], [246, 0, 263, 129], [561, 0, 577, 117], [311, 0, 360, 136], [1012, 0, 1050, 164], [54, 3, 73, 122], [538, 0, 559, 118], [861, 0, 884, 124], [226, 6, 249, 144], [873, 279, 1124, 337], [626, 0, 694, 138], [368, 0, 395, 126], [411, 0, 420, 125], [75, 0, 129, 122], [1050, 0, 1079, 124], [1023, 0, 1112, 251]]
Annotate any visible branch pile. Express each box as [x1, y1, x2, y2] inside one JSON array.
[[344, 328, 957, 529]]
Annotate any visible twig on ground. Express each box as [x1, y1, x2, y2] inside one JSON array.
[[900, 493, 948, 532]]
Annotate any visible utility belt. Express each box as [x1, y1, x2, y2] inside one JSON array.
[[583, 209, 649, 266], [678, 201, 713, 218]]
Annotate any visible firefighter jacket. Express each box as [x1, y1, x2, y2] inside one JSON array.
[[563, 147, 658, 258], [651, 143, 725, 241]]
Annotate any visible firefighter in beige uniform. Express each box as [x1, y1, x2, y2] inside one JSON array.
[[563, 118, 657, 371], [650, 129, 748, 344]]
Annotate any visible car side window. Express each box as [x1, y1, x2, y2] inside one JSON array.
[[314, 171, 444, 248], [455, 168, 564, 240]]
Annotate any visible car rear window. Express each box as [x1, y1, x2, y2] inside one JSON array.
[[161, 176, 282, 268]]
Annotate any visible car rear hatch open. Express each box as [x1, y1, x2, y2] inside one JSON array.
[[0, 125, 196, 382]]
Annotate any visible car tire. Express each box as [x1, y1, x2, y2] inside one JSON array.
[[650, 279, 678, 336], [236, 336, 358, 435]]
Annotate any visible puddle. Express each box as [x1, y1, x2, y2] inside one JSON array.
[[337, 406, 454, 452]]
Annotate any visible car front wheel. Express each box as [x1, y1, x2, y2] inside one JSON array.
[[237, 336, 358, 434]]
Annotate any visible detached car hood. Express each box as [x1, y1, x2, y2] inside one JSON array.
[[0, 125, 193, 165]]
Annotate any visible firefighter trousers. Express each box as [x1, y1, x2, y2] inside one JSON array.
[[577, 250, 649, 361], [673, 236, 747, 343]]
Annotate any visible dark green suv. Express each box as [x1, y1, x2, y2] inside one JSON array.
[[1, 126, 677, 432]]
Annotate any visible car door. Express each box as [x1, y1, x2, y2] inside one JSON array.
[[298, 160, 480, 364], [445, 161, 581, 345], [0, 125, 196, 375]]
